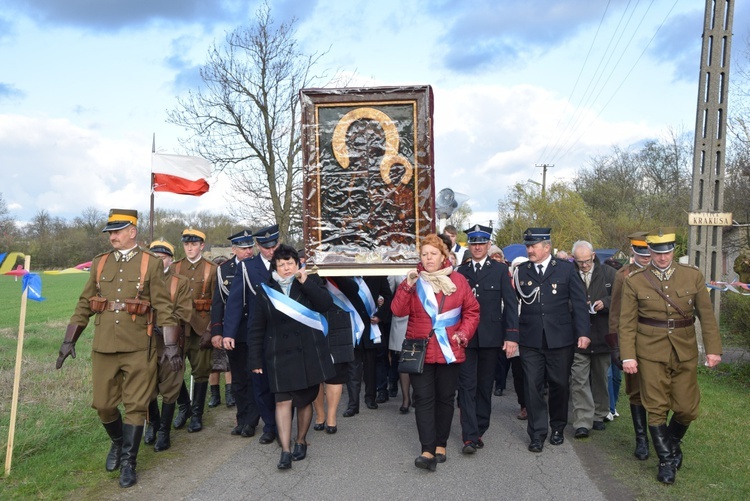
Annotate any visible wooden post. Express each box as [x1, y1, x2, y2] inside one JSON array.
[[5, 255, 31, 476]]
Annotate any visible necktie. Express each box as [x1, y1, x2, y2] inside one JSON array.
[[475, 262, 481, 274], [537, 264, 543, 276], [585, 272, 591, 287]]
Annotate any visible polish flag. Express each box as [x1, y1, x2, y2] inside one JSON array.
[[152, 153, 211, 196]]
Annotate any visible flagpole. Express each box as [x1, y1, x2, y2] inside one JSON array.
[[150, 133, 155, 243], [5, 255, 31, 476]]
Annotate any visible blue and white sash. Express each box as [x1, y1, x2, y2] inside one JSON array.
[[353, 277, 381, 344], [326, 279, 366, 345], [261, 283, 328, 336], [416, 277, 462, 363]]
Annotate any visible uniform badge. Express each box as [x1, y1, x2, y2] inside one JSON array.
[[552, 283, 558, 294], [527, 281, 532, 286]]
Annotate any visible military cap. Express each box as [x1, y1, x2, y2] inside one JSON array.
[[628, 231, 650, 257], [228, 229, 255, 248], [101, 208, 138, 232], [255, 224, 280, 248], [523, 227, 551, 245], [149, 238, 175, 257], [464, 224, 492, 244], [182, 228, 206, 243], [646, 228, 676, 254]]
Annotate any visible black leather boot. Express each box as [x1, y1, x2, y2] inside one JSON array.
[[388, 380, 398, 398], [668, 417, 689, 470], [119, 424, 143, 488], [173, 382, 192, 429], [649, 424, 676, 484], [144, 399, 160, 445], [187, 382, 208, 433], [631, 404, 649, 460], [102, 415, 123, 472], [154, 402, 176, 452], [225, 383, 236, 407], [208, 384, 221, 408]]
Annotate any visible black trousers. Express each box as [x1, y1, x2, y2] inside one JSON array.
[[458, 347, 499, 442], [411, 362, 461, 455], [346, 348, 376, 409], [252, 363, 277, 434], [496, 353, 526, 407], [227, 342, 260, 428], [520, 343, 574, 441]]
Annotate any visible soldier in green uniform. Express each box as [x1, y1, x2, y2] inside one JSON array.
[[619, 229, 722, 485], [55, 209, 183, 488], [143, 239, 193, 452], [608, 232, 651, 461], [170, 228, 217, 433]]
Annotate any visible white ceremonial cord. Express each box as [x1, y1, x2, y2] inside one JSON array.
[[513, 265, 540, 305]]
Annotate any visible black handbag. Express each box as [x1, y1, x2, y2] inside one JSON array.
[[398, 334, 431, 374], [398, 295, 446, 374]]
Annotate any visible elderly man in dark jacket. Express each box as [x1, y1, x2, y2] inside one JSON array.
[[570, 240, 615, 438]]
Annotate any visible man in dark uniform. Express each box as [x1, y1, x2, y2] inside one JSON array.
[[456, 224, 518, 453], [223, 224, 281, 444], [56, 209, 183, 488], [514, 227, 590, 453], [210, 229, 260, 437], [144, 239, 193, 452], [343, 276, 392, 416], [171, 228, 217, 433], [620, 229, 722, 485], [608, 231, 652, 460]]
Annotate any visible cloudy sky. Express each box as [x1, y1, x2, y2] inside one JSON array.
[[1, 0, 748, 229]]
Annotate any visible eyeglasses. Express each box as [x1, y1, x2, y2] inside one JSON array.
[[575, 258, 593, 266]]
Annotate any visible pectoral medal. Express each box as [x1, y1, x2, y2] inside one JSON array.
[[552, 283, 558, 294]]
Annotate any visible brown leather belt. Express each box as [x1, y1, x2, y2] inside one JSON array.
[[638, 316, 695, 329], [106, 301, 128, 312]]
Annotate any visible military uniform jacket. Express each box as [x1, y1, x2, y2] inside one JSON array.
[[619, 263, 722, 364], [457, 258, 519, 347], [608, 262, 639, 336], [223, 255, 270, 344], [172, 256, 217, 336], [162, 267, 193, 326], [69, 247, 176, 353], [210, 257, 240, 336], [514, 258, 590, 349], [575, 257, 615, 354]]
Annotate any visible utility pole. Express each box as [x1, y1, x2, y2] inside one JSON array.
[[687, 0, 734, 320], [534, 163, 554, 198]]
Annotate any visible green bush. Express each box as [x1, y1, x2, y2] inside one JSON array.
[[720, 293, 750, 349]]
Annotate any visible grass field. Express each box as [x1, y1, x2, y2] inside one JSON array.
[[1, 272, 749, 499]]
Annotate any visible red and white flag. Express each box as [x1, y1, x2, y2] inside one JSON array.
[[152, 153, 211, 196]]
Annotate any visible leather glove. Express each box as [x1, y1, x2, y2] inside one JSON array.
[[611, 349, 623, 371], [56, 342, 76, 369], [56, 324, 85, 369], [199, 330, 213, 350], [161, 344, 184, 372]]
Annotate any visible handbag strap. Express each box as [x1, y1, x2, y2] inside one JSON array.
[[642, 268, 690, 319]]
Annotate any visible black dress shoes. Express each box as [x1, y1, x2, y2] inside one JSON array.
[[574, 427, 589, 439], [313, 422, 326, 431], [259, 431, 277, 444], [414, 455, 437, 471], [241, 424, 256, 438], [325, 425, 337, 434], [528, 439, 544, 453], [593, 421, 605, 431], [365, 401, 378, 410], [388, 382, 398, 398], [375, 391, 389, 403], [230, 424, 243, 436], [493, 388, 504, 396], [292, 442, 307, 461], [342, 408, 359, 418], [462, 441, 477, 454], [476, 437, 484, 449], [277, 451, 292, 470], [550, 430, 564, 445]]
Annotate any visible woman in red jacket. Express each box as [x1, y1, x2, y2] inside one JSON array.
[[391, 234, 479, 471]]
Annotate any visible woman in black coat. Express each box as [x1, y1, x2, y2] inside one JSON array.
[[249, 245, 334, 470]]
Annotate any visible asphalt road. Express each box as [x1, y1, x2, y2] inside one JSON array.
[[180, 382, 628, 501]]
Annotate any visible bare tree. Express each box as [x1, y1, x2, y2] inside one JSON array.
[[167, 2, 326, 242]]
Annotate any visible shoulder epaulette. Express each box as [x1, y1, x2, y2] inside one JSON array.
[[676, 261, 699, 270], [93, 250, 112, 259], [628, 267, 647, 278]]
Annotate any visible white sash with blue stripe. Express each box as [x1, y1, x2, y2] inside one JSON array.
[[416, 277, 461, 363], [353, 277, 381, 344], [325, 279, 365, 345], [261, 283, 328, 336]]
